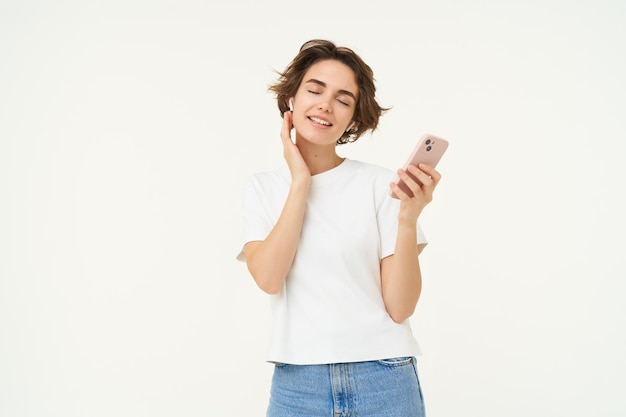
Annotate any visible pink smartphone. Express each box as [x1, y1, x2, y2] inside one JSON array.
[[390, 134, 449, 199]]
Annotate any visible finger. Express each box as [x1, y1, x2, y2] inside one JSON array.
[[406, 166, 436, 204], [407, 165, 438, 191], [389, 180, 413, 201], [396, 168, 423, 198], [416, 164, 442, 186], [281, 111, 293, 145]]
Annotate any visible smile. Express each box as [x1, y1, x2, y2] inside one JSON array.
[[308, 116, 332, 126]]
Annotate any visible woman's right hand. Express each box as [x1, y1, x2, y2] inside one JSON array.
[[281, 111, 311, 182], [244, 111, 311, 295]]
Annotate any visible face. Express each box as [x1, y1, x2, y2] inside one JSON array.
[[290, 59, 358, 146]]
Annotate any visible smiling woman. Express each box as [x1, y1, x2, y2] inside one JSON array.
[[289, 60, 358, 151], [236, 39, 442, 417], [269, 39, 388, 145]]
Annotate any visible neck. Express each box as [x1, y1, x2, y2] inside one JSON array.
[[296, 141, 344, 176]]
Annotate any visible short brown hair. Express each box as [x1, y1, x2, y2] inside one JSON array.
[[268, 39, 389, 145]]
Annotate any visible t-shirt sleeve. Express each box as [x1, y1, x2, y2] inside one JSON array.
[[377, 186, 428, 260], [236, 175, 274, 262]]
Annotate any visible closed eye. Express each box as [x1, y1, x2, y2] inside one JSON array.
[[304, 78, 357, 104]]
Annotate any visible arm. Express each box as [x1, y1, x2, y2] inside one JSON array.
[[244, 179, 308, 294], [244, 111, 311, 294], [381, 163, 441, 323]]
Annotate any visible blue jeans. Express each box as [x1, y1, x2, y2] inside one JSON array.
[[267, 357, 426, 417]]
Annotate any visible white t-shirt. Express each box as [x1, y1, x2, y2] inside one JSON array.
[[237, 158, 427, 365]]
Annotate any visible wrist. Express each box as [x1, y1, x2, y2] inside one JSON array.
[[290, 176, 311, 191], [397, 211, 421, 228], [397, 220, 418, 232]]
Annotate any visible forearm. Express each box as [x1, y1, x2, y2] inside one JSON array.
[[245, 179, 309, 294], [381, 223, 422, 323], [382, 161, 440, 322]]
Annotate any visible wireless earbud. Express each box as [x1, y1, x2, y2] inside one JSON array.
[[289, 98, 294, 112], [346, 121, 355, 132]]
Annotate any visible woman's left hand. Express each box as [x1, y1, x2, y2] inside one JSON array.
[[390, 163, 441, 225]]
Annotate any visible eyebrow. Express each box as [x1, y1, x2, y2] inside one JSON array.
[[305, 78, 357, 101]]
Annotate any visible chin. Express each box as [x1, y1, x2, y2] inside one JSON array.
[[299, 130, 340, 146]]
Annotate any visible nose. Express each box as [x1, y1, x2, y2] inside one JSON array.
[[316, 95, 333, 113]]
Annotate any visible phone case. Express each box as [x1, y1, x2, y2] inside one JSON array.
[[390, 134, 449, 199]]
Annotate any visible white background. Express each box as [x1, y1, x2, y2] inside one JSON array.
[[1, 1, 625, 416]]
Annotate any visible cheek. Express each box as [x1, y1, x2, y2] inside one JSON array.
[[341, 108, 357, 124]]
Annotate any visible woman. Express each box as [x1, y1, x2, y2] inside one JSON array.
[[237, 39, 441, 417]]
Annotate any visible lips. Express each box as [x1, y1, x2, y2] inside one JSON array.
[[307, 116, 332, 127]]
